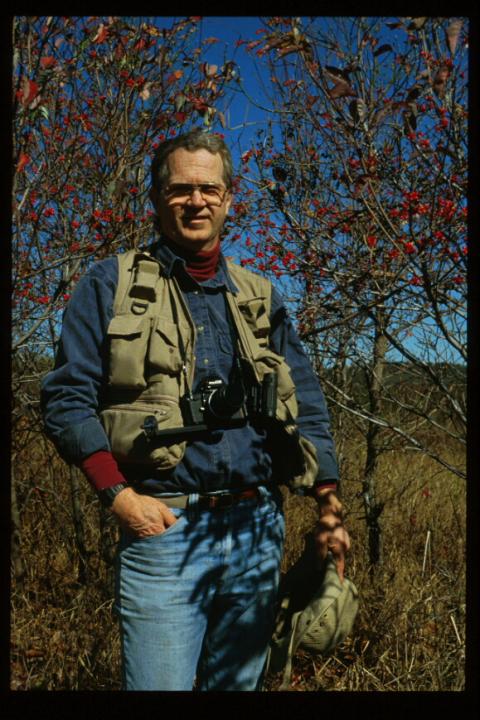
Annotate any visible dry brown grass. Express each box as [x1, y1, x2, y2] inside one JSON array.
[[10, 432, 465, 691], [265, 441, 466, 691]]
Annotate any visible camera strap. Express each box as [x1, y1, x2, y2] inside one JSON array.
[[222, 290, 249, 387], [167, 279, 194, 400], [166, 278, 249, 397]]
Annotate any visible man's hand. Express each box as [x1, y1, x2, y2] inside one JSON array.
[[110, 487, 179, 538], [313, 488, 351, 582]]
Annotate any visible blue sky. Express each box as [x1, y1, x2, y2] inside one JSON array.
[[161, 16, 274, 156]]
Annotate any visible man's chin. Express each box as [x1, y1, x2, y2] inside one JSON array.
[[170, 232, 220, 252]]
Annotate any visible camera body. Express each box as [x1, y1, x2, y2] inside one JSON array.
[[180, 376, 246, 426], [181, 371, 277, 427], [143, 372, 278, 441]]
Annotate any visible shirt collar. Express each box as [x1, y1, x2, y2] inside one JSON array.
[[149, 239, 183, 278], [147, 238, 239, 294]]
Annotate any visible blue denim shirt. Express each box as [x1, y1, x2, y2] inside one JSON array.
[[41, 241, 339, 494]]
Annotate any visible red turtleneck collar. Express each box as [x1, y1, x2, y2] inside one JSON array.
[[164, 238, 221, 281]]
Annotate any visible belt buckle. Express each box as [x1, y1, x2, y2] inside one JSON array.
[[210, 493, 234, 510]]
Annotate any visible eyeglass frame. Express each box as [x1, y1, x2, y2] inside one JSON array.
[[161, 182, 231, 206]]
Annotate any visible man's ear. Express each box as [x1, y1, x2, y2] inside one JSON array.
[[225, 191, 233, 215]]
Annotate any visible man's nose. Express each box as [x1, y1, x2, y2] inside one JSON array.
[[188, 188, 207, 206]]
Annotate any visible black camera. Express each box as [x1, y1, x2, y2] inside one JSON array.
[[142, 371, 278, 441], [180, 375, 247, 426]]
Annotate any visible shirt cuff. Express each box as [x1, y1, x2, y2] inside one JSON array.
[[80, 450, 127, 492], [314, 481, 338, 494]]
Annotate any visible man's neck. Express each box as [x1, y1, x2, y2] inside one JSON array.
[[163, 237, 221, 281]]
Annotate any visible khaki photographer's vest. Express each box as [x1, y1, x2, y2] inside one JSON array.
[[99, 249, 318, 491]]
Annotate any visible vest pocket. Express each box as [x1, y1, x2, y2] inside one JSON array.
[[100, 396, 186, 469], [251, 347, 298, 419], [148, 316, 185, 376], [107, 315, 150, 389], [238, 296, 270, 348]]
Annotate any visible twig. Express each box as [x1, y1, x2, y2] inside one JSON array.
[[422, 530, 431, 577], [449, 614, 463, 646]]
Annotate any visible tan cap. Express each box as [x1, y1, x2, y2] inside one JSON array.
[[266, 550, 358, 689]]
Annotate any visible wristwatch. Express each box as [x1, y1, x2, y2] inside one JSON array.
[[98, 482, 129, 508]]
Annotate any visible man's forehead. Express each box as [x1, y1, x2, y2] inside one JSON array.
[[167, 148, 223, 175]]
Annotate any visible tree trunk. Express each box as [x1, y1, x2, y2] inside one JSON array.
[[362, 312, 387, 569]]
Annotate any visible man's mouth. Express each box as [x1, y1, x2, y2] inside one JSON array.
[[183, 215, 210, 224]]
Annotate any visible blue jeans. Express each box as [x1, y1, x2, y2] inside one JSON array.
[[114, 487, 285, 691]]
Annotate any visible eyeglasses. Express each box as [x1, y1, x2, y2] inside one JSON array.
[[162, 183, 229, 206]]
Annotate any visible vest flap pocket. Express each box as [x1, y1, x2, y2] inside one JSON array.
[[148, 316, 185, 375], [100, 397, 186, 470], [238, 296, 270, 344], [107, 315, 150, 389], [151, 317, 179, 348], [107, 314, 148, 338]]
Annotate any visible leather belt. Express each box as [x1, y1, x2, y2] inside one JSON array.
[[159, 487, 261, 510]]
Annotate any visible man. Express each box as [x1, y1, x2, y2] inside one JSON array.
[[41, 128, 350, 691]]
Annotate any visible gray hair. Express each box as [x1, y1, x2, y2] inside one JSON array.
[[150, 128, 234, 204]]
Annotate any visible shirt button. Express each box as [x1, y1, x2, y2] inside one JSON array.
[[197, 325, 204, 333], [204, 358, 209, 365]]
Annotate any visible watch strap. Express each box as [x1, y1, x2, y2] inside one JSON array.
[[98, 482, 129, 508]]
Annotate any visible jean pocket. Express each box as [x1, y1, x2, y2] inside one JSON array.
[[126, 510, 186, 544]]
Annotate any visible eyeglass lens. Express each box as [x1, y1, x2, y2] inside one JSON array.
[[165, 184, 226, 204]]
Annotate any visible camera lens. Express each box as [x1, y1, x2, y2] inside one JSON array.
[[207, 382, 245, 420]]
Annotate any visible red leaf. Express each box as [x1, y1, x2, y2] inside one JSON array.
[[174, 111, 187, 123], [167, 69, 183, 85], [19, 77, 41, 107], [16, 153, 30, 173], [40, 56, 57, 69], [134, 38, 146, 51], [93, 23, 109, 44]]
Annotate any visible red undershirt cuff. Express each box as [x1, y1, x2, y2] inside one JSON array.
[[79, 450, 127, 492], [314, 481, 338, 495]]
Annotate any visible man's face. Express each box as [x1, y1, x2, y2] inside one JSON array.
[[155, 148, 232, 252]]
